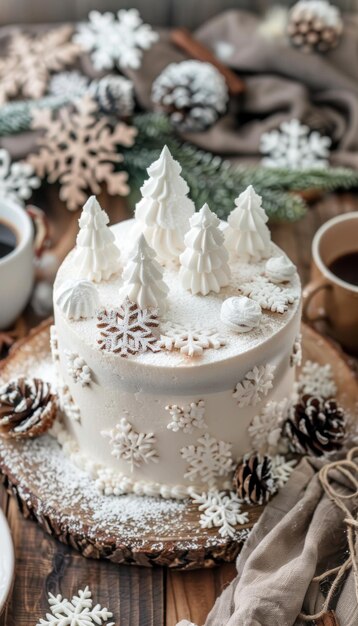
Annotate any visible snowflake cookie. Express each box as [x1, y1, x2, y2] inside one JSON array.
[[0, 149, 40, 206], [191, 489, 249, 539], [260, 118, 331, 170], [97, 299, 160, 358], [166, 400, 207, 433], [233, 364, 276, 407], [36, 586, 114, 626], [66, 351, 92, 386], [239, 276, 295, 314], [158, 322, 226, 358], [74, 9, 158, 71], [181, 432, 234, 486], [102, 416, 159, 470], [28, 95, 136, 211]]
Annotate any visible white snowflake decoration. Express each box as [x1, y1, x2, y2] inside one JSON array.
[[191, 490, 249, 539], [74, 9, 158, 71], [158, 322, 226, 358], [296, 360, 337, 398], [181, 432, 233, 486], [290, 334, 302, 367], [237, 526, 252, 544], [233, 364, 276, 408], [239, 275, 295, 314], [66, 351, 92, 386], [59, 385, 81, 423], [102, 416, 158, 471], [248, 398, 290, 453], [270, 455, 297, 488], [97, 299, 160, 358], [48, 70, 89, 97], [0, 148, 40, 205], [36, 586, 114, 626], [50, 325, 59, 364], [260, 118, 331, 170], [166, 400, 207, 434]]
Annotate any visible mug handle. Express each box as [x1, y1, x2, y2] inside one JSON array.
[[26, 205, 51, 257], [302, 278, 332, 324]]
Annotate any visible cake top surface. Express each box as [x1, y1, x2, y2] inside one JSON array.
[[54, 218, 301, 369]]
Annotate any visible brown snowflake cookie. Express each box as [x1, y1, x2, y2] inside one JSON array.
[[0, 377, 57, 440]]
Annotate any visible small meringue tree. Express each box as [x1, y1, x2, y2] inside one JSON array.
[[73, 195, 121, 282], [121, 234, 168, 311], [135, 145, 195, 263], [180, 203, 231, 295], [225, 185, 272, 261]]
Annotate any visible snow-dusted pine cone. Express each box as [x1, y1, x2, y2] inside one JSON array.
[[284, 394, 345, 456], [48, 71, 89, 98], [287, 0, 343, 53], [90, 75, 135, 119], [0, 377, 57, 439], [151, 60, 229, 132], [233, 453, 277, 505]]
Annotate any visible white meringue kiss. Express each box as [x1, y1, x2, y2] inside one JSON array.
[[265, 255, 296, 283], [55, 279, 100, 320], [220, 296, 262, 333]]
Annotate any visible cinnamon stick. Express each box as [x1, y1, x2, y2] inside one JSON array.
[[170, 27, 245, 96]]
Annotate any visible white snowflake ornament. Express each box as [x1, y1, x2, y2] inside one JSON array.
[[239, 275, 295, 314], [166, 400, 207, 433], [66, 351, 92, 386], [102, 416, 158, 470], [75, 9, 158, 71], [97, 299, 160, 358], [270, 455, 297, 488], [296, 360, 337, 398], [191, 489, 249, 539], [36, 585, 114, 626], [158, 322, 226, 358], [260, 118, 331, 169], [233, 364, 276, 407], [0, 149, 40, 205], [181, 432, 234, 486]]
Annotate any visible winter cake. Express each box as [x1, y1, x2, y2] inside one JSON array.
[[51, 146, 301, 499]]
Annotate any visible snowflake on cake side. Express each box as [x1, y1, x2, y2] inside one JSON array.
[[190, 489, 249, 539], [36, 586, 114, 626], [181, 432, 234, 486], [158, 322, 226, 358], [102, 416, 158, 470], [58, 385, 81, 423], [66, 351, 92, 386], [166, 400, 207, 433], [260, 119, 331, 170], [74, 9, 158, 70], [97, 298, 160, 357], [248, 397, 290, 454], [239, 275, 296, 314], [290, 333, 302, 367], [0, 149, 40, 206], [233, 364, 276, 408]]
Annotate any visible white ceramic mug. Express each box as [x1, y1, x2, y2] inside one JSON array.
[[0, 200, 34, 329]]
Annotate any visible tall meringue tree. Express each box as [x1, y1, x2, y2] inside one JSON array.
[[135, 145, 195, 263], [73, 195, 121, 282], [180, 203, 231, 295], [225, 185, 271, 262], [121, 234, 168, 311]]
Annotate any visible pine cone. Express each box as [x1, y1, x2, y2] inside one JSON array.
[[151, 60, 229, 132], [90, 76, 134, 120], [284, 394, 345, 456], [0, 377, 57, 440], [287, 0, 343, 53], [234, 453, 277, 505]]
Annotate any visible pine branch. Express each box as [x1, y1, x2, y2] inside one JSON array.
[[0, 94, 73, 135]]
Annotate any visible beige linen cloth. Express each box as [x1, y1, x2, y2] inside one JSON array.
[[177, 456, 358, 626], [2, 10, 358, 168]]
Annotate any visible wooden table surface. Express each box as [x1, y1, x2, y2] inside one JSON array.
[[1, 191, 358, 626]]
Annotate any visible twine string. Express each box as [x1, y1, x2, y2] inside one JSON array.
[[300, 447, 358, 622]]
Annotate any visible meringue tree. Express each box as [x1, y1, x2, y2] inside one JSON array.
[[135, 145, 195, 263], [225, 185, 271, 262], [73, 195, 121, 282], [121, 234, 168, 311], [180, 203, 231, 295]]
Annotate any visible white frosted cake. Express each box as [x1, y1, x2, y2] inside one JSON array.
[[51, 147, 301, 499]]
